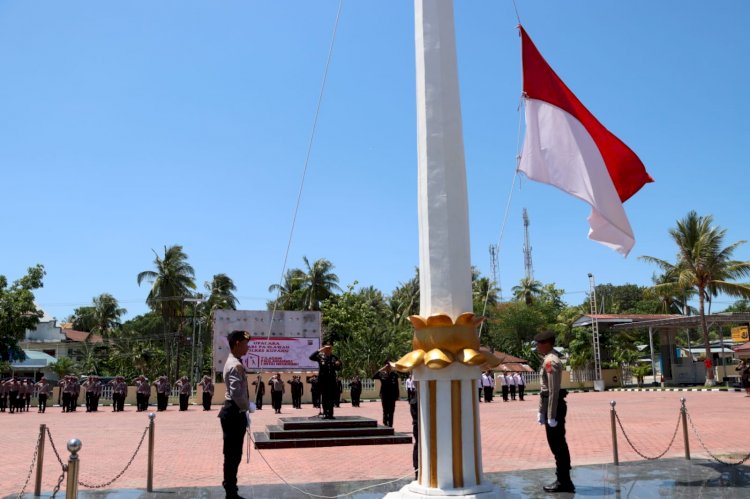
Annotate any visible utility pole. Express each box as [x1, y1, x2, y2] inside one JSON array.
[[588, 273, 604, 391], [522, 208, 534, 281]]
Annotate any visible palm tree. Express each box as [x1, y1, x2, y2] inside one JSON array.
[[512, 277, 542, 305], [90, 293, 127, 336], [205, 274, 239, 311], [389, 270, 420, 327], [298, 257, 341, 311], [137, 245, 196, 378], [268, 268, 307, 310], [641, 211, 750, 385]]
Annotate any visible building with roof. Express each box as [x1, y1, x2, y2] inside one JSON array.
[[13, 308, 104, 380]]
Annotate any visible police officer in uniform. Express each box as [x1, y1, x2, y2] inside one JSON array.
[[36, 377, 50, 413], [372, 362, 400, 427], [0, 378, 7, 413], [199, 375, 214, 411], [288, 375, 303, 409], [268, 373, 285, 414], [177, 376, 192, 411], [535, 330, 574, 493], [306, 374, 320, 409], [349, 376, 362, 408], [309, 344, 341, 419], [251, 375, 265, 410], [155, 376, 170, 411], [219, 330, 252, 499]]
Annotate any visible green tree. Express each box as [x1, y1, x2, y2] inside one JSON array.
[[512, 277, 542, 305], [49, 356, 77, 379], [268, 268, 307, 310], [0, 265, 45, 362], [204, 274, 238, 312], [487, 301, 547, 357], [388, 270, 420, 328], [641, 211, 750, 385], [70, 305, 97, 332], [137, 245, 196, 378], [298, 257, 341, 311]]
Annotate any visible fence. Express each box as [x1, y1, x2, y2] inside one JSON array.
[[609, 397, 750, 466]]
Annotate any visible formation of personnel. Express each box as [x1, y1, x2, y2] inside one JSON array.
[[0, 373, 216, 413]]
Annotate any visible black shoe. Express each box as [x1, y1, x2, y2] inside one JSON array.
[[543, 481, 575, 493]]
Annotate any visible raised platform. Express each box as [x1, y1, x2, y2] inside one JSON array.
[[253, 415, 413, 449]]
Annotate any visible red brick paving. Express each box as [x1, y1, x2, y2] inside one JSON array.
[[2, 391, 748, 495]]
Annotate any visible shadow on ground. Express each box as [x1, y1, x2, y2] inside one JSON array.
[[12, 458, 750, 498]]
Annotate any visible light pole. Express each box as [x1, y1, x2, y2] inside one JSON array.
[[183, 297, 204, 385]]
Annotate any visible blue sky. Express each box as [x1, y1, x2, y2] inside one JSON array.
[[2, 1, 749, 321]]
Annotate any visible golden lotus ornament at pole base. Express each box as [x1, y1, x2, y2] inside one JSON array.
[[394, 312, 502, 372]]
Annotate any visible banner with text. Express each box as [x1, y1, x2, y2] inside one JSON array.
[[213, 310, 321, 373]]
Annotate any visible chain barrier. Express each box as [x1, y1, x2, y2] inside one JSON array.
[[685, 410, 750, 466], [614, 411, 681, 460], [45, 427, 68, 498], [77, 425, 150, 489], [14, 428, 43, 499]]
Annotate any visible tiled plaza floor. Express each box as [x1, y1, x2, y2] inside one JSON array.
[[3, 390, 749, 497]]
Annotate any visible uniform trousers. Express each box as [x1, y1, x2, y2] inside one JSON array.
[[115, 393, 126, 412], [38, 394, 48, 413], [501, 385, 509, 402], [219, 402, 247, 497], [311, 389, 320, 408], [157, 392, 168, 411], [483, 386, 493, 402], [92, 394, 100, 411], [321, 383, 336, 418], [478, 387, 483, 401], [271, 391, 282, 413], [518, 384, 525, 401], [86, 392, 95, 411], [0, 394, 6, 412], [25, 394, 31, 411], [544, 397, 572, 485], [410, 398, 419, 479], [351, 389, 361, 407], [291, 390, 301, 409], [255, 392, 263, 410], [61, 392, 70, 412], [381, 397, 396, 427], [202, 392, 212, 410], [510, 385, 517, 400], [179, 393, 189, 411]]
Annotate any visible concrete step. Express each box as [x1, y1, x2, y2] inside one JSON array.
[[278, 415, 378, 430], [252, 431, 413, 449], [265, 424, 396, 440]]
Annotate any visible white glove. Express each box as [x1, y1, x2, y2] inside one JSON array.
[[547, 418, 558, 428], [537, 412, 546, 425], [248, 401, 257, 413]]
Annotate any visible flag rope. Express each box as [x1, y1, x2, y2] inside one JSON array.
[[479, 96, 524, 335], [260, 0, 345, 358]]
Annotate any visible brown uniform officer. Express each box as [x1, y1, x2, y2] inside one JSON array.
[[535, 330, 574, 493]]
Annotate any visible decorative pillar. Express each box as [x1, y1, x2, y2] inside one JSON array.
[[386, 1, 502, 497]]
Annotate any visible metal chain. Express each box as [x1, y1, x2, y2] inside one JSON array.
[[51, 468, 66, 498], [15, 429, 42, 499], [77, 425, 149, 489], [686, 410, 750, 466], [615, 411, 681, 460], [46, 427, 65, 466]]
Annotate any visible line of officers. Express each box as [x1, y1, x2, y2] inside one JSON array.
[[0, 374, 216, 413]]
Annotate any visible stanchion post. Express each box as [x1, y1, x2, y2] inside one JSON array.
[[147, 412, 155, 492], [680, 397, 690, 460], [610, 400, 619, 465], [34, 424, 46, 497], [65, 438, 81, 498]]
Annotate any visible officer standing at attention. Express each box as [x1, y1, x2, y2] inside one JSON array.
[[155, 376, 170, 411], [219, 330, 252, 499], [535, 330, 574, 494], [309, 344, 341, 419], [251, 375, 265, 410], [349, 376, 362, 408], [288, 375, 303, 409], [0, 378, 7, 413], [199, 375, 214, 411], [372, 362, 400, 427], [306, 374, 320, 409], [177, 376, 192, 411], [514, 371, 526, 401], [268, 373, 285, 414], [84, 376, 96, 412]]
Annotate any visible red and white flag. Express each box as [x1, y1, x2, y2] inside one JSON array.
[[518, 26, 653, 256]]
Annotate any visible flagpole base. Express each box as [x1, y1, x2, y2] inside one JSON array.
[[385, 480, 504, 498]]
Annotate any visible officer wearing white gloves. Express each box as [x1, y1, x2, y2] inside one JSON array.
[[535, 330, 574, 494]]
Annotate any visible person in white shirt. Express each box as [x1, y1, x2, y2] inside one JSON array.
[[514, 372, 526, 401], [481, 370, 494, 402], [507, 370, 517, 400], [500, 371, 510, 402]]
